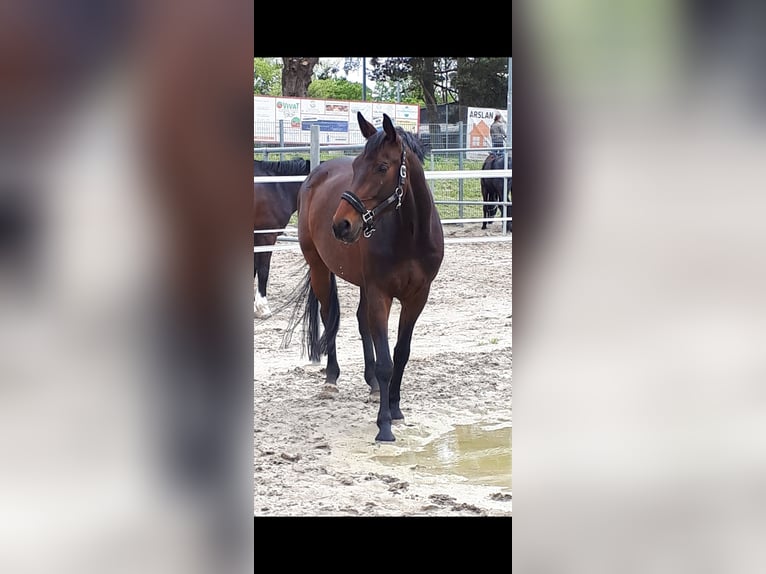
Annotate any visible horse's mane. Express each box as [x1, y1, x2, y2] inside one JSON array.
[[363, 127, 427, 164], [254, 158, 311, 176]]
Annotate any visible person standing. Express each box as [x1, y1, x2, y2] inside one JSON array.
[[490, 112, 507, 156]]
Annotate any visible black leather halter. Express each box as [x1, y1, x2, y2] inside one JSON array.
[[341, 145, 407, 238]]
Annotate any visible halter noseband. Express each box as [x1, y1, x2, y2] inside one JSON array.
[[341, 145, 407, 238]]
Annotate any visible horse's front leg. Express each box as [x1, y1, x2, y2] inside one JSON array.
[[254, 250, 273, 318], [365, 289, 394, 441], [389, 287, 430, 422]]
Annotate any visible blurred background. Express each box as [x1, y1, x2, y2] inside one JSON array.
[[0, 1, 253, 572], [6, 0, 766, 567], [513, 0, 766, 571]]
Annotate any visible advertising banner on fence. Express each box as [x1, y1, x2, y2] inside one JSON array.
[[465, 107, 508, 160], [254, 96, 420, 145]]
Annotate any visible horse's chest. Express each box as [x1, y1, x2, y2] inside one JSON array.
[[376, 259, 429, 298]]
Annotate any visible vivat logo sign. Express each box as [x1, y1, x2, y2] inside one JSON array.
[[276, 100, 300, 111]]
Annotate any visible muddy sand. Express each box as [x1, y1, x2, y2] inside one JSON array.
[[254, 227, 512, 516]]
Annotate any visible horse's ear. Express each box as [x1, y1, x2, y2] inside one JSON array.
[[357, 112, 378, 139], [382, 114, 397, 142]]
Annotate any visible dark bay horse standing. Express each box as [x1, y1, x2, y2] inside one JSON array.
[[480, 153, 513, 232], [294, 112, 444, 442], [254, 158, 310, 318]]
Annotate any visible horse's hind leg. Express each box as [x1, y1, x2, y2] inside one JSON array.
[[357, 288, 379, 397], [254, 251, 272, 318], [309, 266, 340, 386], [389, 288, 429, 423]]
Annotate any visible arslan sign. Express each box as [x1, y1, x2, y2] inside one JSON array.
[[465, 107, 508, 160]]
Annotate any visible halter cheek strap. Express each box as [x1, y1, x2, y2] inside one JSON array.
[[341, 146, 407, 239]]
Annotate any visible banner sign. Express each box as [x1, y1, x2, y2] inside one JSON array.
[[254, 96, 420, 145], [466, 107, 508, 160]]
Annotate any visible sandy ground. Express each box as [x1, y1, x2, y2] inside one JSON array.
[[254, 225, 512, 516]]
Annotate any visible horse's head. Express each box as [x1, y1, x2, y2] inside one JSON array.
[[332, 112, 409, 243]]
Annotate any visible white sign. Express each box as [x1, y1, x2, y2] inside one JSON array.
[[466, 107, 508, 160]]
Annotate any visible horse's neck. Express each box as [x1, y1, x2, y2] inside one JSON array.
[[403, 164, 435, 234]]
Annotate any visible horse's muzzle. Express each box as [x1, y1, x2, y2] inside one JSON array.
[[332, 218, 359, 244]]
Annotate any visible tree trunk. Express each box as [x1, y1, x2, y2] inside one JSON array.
[[281, 57, 319, 97], [418, 57, 439, 124]]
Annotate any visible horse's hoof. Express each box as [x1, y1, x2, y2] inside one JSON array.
[[254, 303, 272, 318], [390, 404, 404, 421], [375, 429, 396, 442], [367, 390, 380, 403], [318, 384, 339, 400], [392, 418, 406, 426]]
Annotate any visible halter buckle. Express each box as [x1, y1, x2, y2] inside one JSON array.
[[394, 187, 403, 209], [362, 210, 375, 238]]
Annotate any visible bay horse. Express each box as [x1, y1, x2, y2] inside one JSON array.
[[480, 153, 513, 232], [254, 158, 311, 318], [295, 112, 444, 442]]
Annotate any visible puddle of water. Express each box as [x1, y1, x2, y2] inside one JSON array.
[[374, 423, 512, 489]]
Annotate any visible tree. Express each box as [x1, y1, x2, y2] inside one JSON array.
[[314, 58, 360, 80], [281, 57, 319, 97], [370, 57, 508, 118], [254, 58, 282, 96], [308, 78, 363, 101], [370, 58, 458, 124], [373, 78, 423, 105], [453, 58, 508, 109], [370, 58, 436, 117]]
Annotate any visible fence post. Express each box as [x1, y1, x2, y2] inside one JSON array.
[[278, 120, 285, 162], [458, 121, 464, 220], [310, 125, 320, 173]]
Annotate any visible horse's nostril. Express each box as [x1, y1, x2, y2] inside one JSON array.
[[332, 219, 351, 239]]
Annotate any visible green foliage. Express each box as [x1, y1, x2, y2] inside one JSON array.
[[454, 58, 508, 108], [373, 79, 424, 105], [370, 57, 508, 109], [308, 78, 363, 101], [254, 58, 282, 96]]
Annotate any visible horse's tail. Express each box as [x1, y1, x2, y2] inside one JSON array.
[[280, 269, 340, 361], [279, 267, 311, 350]]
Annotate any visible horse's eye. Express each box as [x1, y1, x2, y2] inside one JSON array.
[[376, 164, 388, 173]]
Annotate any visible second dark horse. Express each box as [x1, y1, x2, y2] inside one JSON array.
[[480, 153, 512, 232], [254, 158, 311, 317]]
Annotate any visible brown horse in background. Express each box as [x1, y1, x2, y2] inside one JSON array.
[[292, 112, 444, 442]]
